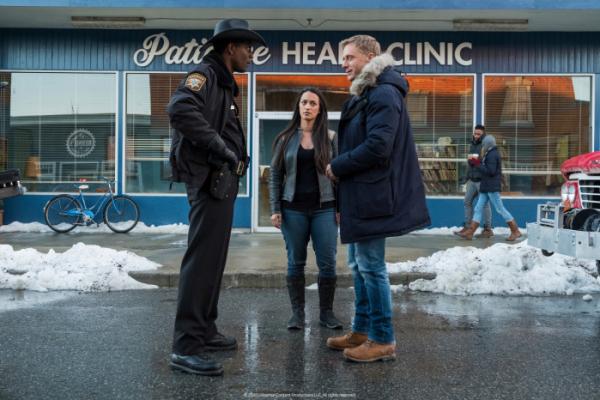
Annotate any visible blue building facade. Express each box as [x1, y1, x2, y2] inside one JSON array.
[[1, 9, 599, 229]]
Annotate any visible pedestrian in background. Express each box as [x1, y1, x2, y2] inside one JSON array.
[[167, 18, 265, 376], [325, 35, 430, 363], [269, 88, 343, 331], [454, 124, 493, 238], [460, 134, 522, 241]]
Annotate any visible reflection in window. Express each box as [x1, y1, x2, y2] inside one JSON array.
[[0, 72, 116, 192], [500, 77, 533, 128], [485, 75, 592, 196], [125, 73, 250, 194], [406, 76, 475, 195], [255, 75, 349, 112]]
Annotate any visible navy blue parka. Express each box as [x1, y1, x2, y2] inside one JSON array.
[[330, 54, 430, 243]]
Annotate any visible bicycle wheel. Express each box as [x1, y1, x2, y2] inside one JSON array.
[[103, 195, 140, 233], [44, 194, 82, 233]]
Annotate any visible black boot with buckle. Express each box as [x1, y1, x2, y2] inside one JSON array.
[[318, 276, 343, 329], [286, 275, 305, 330]]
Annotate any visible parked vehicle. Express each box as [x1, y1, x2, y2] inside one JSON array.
[[0, 169, 24, 200], [527, 151, 600, 272], [44, 177, 139, 233]]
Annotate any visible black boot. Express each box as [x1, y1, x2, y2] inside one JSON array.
[[318, 276, 343, 329], [286, 276, 305, 330]]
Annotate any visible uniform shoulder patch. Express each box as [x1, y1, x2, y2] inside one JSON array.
[[184, 73, 207, 92]]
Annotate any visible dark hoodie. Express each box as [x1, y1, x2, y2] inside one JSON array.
[[331, 54, 430, 243]]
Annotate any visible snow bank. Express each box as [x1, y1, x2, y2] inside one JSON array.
[[0, 221, 250, 235], [0, 221, 190, 234], [413, 226, 527, 236], [389, 241, 599, 296], [0, 243, 160, 292]]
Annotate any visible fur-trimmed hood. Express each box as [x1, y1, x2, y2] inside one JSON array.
[[350, 53, 409, 97]]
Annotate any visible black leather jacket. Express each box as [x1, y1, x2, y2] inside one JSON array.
[[167, 53, 245, 188]]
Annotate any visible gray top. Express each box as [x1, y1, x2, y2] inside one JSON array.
[[268, 129, 337, 214]]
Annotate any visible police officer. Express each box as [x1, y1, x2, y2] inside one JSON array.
[[167, 19, 265, 376]]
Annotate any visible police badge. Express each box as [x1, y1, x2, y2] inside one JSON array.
[[184, 73, 207, 92]]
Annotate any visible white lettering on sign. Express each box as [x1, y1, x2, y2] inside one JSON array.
[[386, 41, 472, 66], [132, 34, 473, 67]]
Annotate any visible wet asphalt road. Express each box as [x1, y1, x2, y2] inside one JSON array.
[[1, 288, 600, 400]]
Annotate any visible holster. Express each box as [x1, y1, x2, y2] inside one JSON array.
[[209, 164, 237, 200]]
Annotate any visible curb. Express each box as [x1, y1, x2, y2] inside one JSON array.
[[128, 271, 436, 288]]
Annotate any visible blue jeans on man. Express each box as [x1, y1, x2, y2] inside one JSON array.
[[348, 238, 394, 344], [464, 180, 492, 229]]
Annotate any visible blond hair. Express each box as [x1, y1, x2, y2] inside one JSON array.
[[340, 35, 381, 56]]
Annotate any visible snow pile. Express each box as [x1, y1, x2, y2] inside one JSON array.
[[0, 221, 190, 234], [0, 222, 53, 233], [389, 241, 599, 296], [413, 226, 527, 236], [0, 243, 160, 292], [0, 221, 256, 235]]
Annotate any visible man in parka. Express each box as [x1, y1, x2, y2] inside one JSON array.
[[325, 35, 430, 362], [167, 19, 265, 376]]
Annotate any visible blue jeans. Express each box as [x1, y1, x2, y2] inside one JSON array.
[[464, 180, 492, 228], [348, 238, 394, 344], [281, 207, 338, 279], [473, 192, 514, 223]]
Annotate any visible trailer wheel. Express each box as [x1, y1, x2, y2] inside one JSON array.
[[541, 249, 554, 257]]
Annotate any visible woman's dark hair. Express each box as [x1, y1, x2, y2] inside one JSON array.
[[272, 87, 331, 174]]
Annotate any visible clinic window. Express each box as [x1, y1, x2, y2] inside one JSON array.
[[0, 72, 117, 192], [484, 75, 592, 196], [406, 75, 475, 196], [255, 74, 350, 112], [125, 72, 250, 195]]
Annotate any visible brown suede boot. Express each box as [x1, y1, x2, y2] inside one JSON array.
[[506, 220, 522, 242], [459, 221, 480, 240], [476, 227, 494, 239], [343, 340, 396, 363], [453, 225, 468, 236], [326, 332, 368, 351]]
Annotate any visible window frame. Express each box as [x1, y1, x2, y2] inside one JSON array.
[[0, 69, 119, 196], [251, 72, 348, 231], [405, 73, 477, 199], [482, 73, 596, 199], [123, 71, 251, 197]]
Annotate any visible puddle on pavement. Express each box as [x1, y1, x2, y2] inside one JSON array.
[[0, 289, 75, 312]]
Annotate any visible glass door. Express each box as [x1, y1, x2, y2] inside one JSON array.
[[251, 73, 349, 232], [252, 113, 340, 232]]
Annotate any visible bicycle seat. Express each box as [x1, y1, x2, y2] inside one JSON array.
[[78, 184, 89, 190]]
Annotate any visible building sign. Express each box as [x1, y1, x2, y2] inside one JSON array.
[[66, 129, 95, 158], [133, 33, 472, 68]]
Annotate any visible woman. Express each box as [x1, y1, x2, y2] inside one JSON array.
[[460, 134, 522, 241], [269, 88, 342, 330]]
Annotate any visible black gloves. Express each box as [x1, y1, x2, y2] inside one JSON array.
[[223, 148, 239, 170], [208, 136, 238, 170]]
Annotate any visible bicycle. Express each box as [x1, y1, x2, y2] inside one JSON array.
[[43, 177, 140, 233]]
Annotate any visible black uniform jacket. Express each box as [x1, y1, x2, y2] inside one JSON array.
[[167, 53, 243, 188]]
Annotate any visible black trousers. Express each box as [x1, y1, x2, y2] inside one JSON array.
[[172, 181, 238, 355]]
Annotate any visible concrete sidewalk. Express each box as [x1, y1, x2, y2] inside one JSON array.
[[0, 229, 519, 288]]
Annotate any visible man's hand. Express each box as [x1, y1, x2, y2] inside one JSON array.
[[326, 164, 338, 182], [335, 212, 340, 226], [270, 213, 282, 229], [223, 148, 239, 171], [468, 158, 481, 167]]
